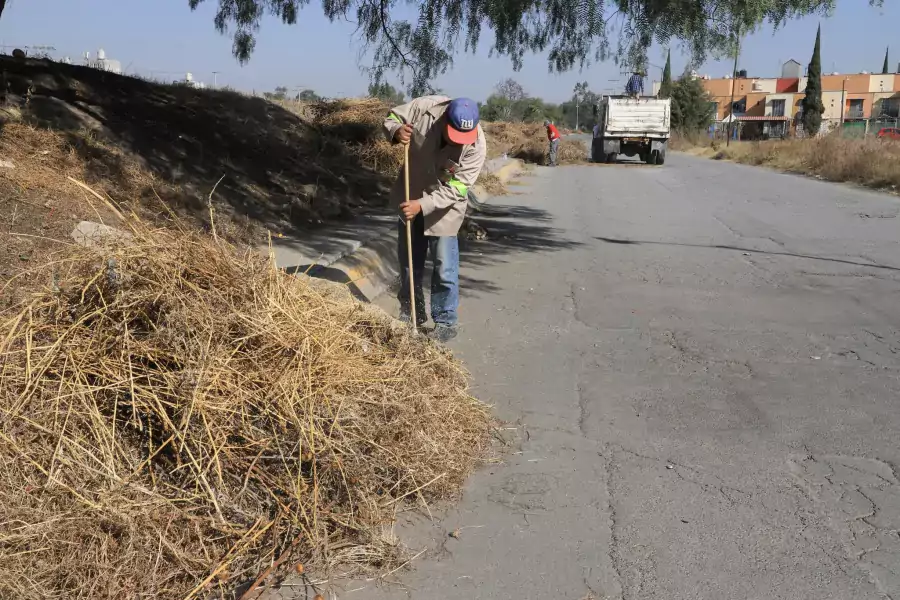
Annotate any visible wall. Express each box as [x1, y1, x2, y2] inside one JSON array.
[[703, 78, 733, 97], [744, 92, 767, 116], [869, 74, 895, 93], [782, 60, 803, 79], [822, 91, 845, 120], [749, 78, 778, 94], [822, 74, 869, 93]]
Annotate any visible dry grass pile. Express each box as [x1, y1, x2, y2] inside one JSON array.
[[303, 98, 403, 178], [713, 135, 900, 190], [0, 121, 164, 203], [0, 223, 491, 599], [481, 122, 585, 165]]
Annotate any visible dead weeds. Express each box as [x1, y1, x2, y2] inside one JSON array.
[[683, 133, 900, 191], [0, 220, 492, 599], [482, 122, 585, 165]]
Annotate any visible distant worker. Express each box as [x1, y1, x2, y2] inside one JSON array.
[[383, 95, 486, 342], [544, 119, 561, 167], [625, 71, 645, 97]]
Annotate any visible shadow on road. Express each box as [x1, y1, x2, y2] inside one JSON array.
[[595, 236, 900, 272], [459, 204, 581, 295]]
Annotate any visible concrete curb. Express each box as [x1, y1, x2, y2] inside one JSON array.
[[298, 158, 526, 303]]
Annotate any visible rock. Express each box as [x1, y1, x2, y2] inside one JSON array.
[[0, 159, 14, 169], [70, 221, 132, 248]]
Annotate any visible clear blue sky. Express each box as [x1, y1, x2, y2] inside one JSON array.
[[2, 1, 898, 102]]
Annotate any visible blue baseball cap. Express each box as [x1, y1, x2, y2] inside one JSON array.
[[446, 97, 479, 145]]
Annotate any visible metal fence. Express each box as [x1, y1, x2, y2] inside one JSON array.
[[793, 117, 900, 139]]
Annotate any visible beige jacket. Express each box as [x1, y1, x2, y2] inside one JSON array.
[[383, 95, 487, 237]]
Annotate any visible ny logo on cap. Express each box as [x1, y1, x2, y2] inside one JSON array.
[[460, 118, 474, 130]]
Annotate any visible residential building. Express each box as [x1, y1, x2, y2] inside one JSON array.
[[653, 59, 900, 138]]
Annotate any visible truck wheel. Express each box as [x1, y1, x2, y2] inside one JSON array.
[[655, 149, 666, 166], [606, 153, 618, 164], [639, 152, 649, 163]]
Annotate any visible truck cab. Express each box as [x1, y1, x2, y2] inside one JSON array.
[[591, 96, 671, 165]]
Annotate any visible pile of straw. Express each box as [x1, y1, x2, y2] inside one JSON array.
[[308, 98, 403, 178], [0, 223, 491, 599], [482, 122, 586, 165]]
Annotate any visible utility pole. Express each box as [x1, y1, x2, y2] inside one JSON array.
[[212, 71, 220, 88], [840, 77, 847, 125], [727, 24, 741, 147]]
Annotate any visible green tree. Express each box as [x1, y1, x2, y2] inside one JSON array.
[[187, 0, 841, 96], [572, 81, 590, 129], [367, 81, 405, 104], [801, 24, 824, 136], [883, 46, 890, 74], [670, 75, 715, 132], [659, 50, 673, 98], [264, 86, 289, 101], [480, 94, 512, 121]]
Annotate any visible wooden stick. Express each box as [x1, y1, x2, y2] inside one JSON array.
[[403, 143, 416, 332]]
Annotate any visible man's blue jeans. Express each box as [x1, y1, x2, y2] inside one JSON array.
[[397, 214, 459, 327]]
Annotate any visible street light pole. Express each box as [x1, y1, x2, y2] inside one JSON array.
[[727, 24, 741, 147]]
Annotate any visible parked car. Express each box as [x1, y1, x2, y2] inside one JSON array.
[[876, 127, 900, 140]]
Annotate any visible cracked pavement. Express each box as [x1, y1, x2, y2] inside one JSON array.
[[279, 153, 900, 599]]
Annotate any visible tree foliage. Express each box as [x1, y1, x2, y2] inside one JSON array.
[[670, 75, 714, 132], [883, 46, 890, 75], [367, 81, 405, 104], [659, 50, 673, 98], [496, 78, 527, 102], [479, 78, 598, 128], [187, 0, 854, 96], [801, 24, 824, 136], [263, 86, 290, 101]]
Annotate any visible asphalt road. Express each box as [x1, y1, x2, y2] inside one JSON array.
[[321, 153, 900, 599]]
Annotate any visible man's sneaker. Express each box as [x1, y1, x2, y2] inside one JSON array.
[[428, 325, 458, 343]]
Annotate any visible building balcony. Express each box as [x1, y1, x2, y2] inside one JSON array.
[[845, 109, 865, 120]]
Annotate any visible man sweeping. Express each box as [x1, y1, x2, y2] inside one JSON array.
[[383, 95, 486, 342], [544, 119, 561, 166]]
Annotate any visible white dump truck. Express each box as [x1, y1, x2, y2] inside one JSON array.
[[591, 96, 671, 165]]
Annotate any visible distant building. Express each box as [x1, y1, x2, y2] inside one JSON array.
[[84, 49, 122, 74], [653, 58, 900, 139], [179, 72, 206, 89]]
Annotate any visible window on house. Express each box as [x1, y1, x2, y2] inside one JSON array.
[[879, 98, 900, 118], [847, 99, 864, 118], [771, 99, 786, 117]]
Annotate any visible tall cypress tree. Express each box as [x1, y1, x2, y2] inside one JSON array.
[[883, 46, 890, 74], [801, 25, 824, 136], [659, 49, 673, 98]]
